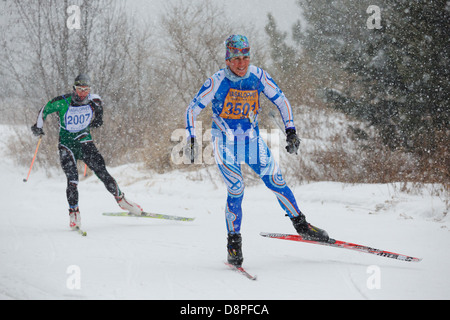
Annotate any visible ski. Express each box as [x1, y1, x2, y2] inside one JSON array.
[[102, 211, 195, 221], [260, 232, 422, 262], [74, 226, 87, 237], [224, 262, 257, 281]]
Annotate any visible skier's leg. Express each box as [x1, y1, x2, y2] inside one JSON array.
[[248, 136, 302, 218], [213, 136, 245, 266], [59, 144, 79, 208], [248, 137, 329, 241], [59, 144, 81, 228], [212, 136, 244, 234], [81, 142, 142, 214], [81, 142, 121, 197]]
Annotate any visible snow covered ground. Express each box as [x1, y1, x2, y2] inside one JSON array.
[[0, 125, 449, 301]]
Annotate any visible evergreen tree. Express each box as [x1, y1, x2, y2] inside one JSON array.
[[267, 0, 449, 182], [307, 0, 448, 145]]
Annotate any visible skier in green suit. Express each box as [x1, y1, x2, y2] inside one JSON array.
[[31, 74, 143, 230]]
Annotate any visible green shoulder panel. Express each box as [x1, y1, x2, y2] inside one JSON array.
[[43, 94, 72, 125]]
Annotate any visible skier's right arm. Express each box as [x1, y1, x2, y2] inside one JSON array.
[[31, 104, 47, 136], [185, 76, 217, 163], [31, 98, 60, 136], [185, 76, 217, 141]]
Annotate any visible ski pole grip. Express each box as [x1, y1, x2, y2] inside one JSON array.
[[190, 137, 195, 164]]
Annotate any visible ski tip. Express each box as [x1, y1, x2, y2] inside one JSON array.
[[260, 232, 288, 238], [74, 227, 87, 236], [224, 261, 257, 280], [260, 232, 272, 237], [409, 257, 422, 263]]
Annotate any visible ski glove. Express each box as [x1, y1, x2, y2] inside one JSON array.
[[31, 124, 45, 136], [90, 99, 103, 128], [285, 128, 300, 154], [90, 117, 103, 128], [185, 137, 199, 164]]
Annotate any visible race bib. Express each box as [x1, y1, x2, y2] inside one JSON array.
[[64, 105, 93, 133], [219, 89, 259, 120]]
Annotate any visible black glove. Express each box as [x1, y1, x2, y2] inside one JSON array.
[[91, 117, 103, 128], [31, 124, 45, 136], [185, 137, 199, 164], [285, 128, 300, 154], [90, 99, 103, 128]]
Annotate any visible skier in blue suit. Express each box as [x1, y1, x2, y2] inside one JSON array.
[[185, 35, 329, 267]]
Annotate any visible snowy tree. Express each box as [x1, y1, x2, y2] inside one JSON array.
[[266, 0, 449, 183], [0, 0, 158, 167]]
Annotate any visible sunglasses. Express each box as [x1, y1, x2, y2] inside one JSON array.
[[74, 86, 90, 93], [227, 46, 250, 55]]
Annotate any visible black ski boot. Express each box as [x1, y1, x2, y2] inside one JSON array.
[[227, 233, 243, 267], [291, 214, 329, 242]]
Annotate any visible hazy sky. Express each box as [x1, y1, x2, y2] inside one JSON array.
[[128, 0, 302, 32]]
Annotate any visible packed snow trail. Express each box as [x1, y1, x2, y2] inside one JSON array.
[[0, 125, 449, 300]]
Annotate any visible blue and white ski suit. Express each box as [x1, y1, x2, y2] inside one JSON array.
[[185, 65, 302, 233]]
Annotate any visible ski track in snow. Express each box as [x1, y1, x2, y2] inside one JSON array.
[[0, 125, 449, 300]]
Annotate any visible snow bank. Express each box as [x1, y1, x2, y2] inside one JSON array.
[[1, 125, 449, 300]]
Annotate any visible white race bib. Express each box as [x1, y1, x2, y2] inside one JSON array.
[[64, 105, 93, 133]]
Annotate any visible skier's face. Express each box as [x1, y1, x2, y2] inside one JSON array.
[[226, 56, 250, 77], [74, 86, 90, 101]]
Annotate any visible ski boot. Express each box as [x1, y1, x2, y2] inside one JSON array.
[[291, 213, 329, 242], [69, 206, 81, 230], [227, 233, 243, 267], [116, 193, 143, 216]]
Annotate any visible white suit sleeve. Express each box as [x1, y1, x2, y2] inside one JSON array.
[[185, 77, 217, 139], [261, 70, 295, 130]]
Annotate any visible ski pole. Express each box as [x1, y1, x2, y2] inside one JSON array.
[[188, 137, 196, 164], [83, 163, 88, 177], [268, 110, 286, 136], [23, 136, 42, 183]]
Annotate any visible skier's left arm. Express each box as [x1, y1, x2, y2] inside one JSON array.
[[90, 94, 103, 128], [261, 70, 295, 130], [261, 70, 300, 154]]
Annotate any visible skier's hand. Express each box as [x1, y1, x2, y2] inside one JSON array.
[[91, 117, 103, 128], [31, 124, 45, 137], [285, 128, 300, 154], [185, 137, 199, 164], [90, 98, 103, 128]]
